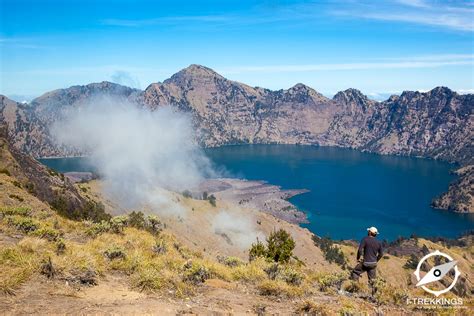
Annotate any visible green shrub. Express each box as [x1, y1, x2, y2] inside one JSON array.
[[6, 216, 38, 233], [183, 261, 211, 284], [312, 236, 347, 268], [52, 196, 110, 223], [127, 211, 162, 234], [86, 213, 163, 237], [264, 263, 303, 286], [344, 280, 362, 293], [50, 196, 69, 217], [264, 263, 280, 280], [56, 239, 66, 255], [266, 229, 295, 263], [104, 245, 126, 260], [182, 190, 192, 198], [217, 255, 244, 267], [86, 220, 111, 237], [249, 229, 296, 264], [40, 257, 55, 279], [152, 240, 167, 255], [110, 215, 128, 233], [208, 194, 217, 207], [128, 211, 146, 229], [317, 272, 347, 292], [32, 227, 61, 241], [368, 276, 407, 304], [0, 206, 30, 217], [147, 215, 162, 234], [81, 200, 110, 222], [249, 239, 266, 261], [281, 267, 303, 286]]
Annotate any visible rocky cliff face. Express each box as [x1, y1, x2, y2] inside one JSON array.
[[0, 124, 109, 221], [142, 66, 473, 166], [432, 165, 474, 213], [1, 64, 473, 212], [143, 66, 336, 147]]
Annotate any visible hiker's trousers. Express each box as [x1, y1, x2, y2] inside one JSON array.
[[350, 262, 377, 283]]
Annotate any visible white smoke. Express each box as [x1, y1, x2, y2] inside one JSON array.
[[110, 70, 141, 89], [51, 96, 216, 216], [212, 209, 264, 249]]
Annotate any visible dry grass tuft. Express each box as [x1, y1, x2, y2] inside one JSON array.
[[296, 300, 331, 316]]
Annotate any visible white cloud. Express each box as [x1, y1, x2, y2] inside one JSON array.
[[396, 0, 431, 8], [219, 54, 474, 74], [457, 89, 474, 94], [354, 11, 473, 32], [330, 0, 474, 32]]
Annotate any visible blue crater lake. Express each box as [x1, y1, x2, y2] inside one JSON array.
[[40, 145, 474, 241]]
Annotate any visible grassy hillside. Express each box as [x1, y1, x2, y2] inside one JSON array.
[[0, 134, 472, 314]]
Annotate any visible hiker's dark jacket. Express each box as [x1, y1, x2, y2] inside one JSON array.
[[357, 236, 383, 264]]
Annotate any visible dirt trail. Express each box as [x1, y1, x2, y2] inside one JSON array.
[[0, 274, 338, 315]]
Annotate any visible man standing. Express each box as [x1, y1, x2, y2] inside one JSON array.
[[350, 226, 383, 295]]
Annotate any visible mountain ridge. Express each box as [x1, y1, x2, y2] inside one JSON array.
[[1, 64, 473, 212]]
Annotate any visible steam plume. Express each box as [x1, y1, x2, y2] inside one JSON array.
[[212, 210, 264, 249], [51, 96, 215, 215]]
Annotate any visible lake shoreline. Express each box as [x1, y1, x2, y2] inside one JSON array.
[[64, 172, 310, 224], [196, 178, 310, 224], [41, 145, 472, 241]]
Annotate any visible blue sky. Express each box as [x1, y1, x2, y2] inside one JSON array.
[[1, 0, 473, 101]]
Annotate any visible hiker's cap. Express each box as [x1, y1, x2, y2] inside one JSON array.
[[367, 226, 379, 235]]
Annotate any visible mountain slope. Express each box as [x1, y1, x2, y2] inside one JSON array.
[[1, 82, 141, 157], [432, 165, 474, 213], [0, 123, 108, 221], [142, 66, 473, 164], [1, 141, 472, 313]]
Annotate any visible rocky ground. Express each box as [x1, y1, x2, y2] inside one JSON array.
[[195, 178, 309, 224]]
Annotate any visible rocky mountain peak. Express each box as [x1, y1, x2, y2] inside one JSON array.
[[166, 64, 224, 85], [283, 83, 328, 103], [398, 87, 456, 107], [290, 83, 311, 91], [428, 86, 455, 97], [333, 88, 371, 109]]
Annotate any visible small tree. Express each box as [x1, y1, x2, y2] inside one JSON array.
[[128, 211, 146, 229], [208, 194, 217, 207], [249, 238, 266, 261], [266, 229, 295, 263]]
